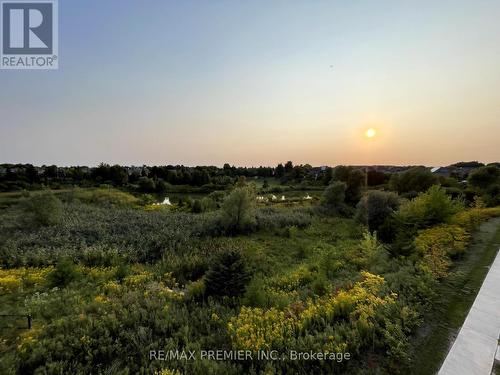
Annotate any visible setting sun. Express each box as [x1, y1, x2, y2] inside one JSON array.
[[365, 128, 377, 138]]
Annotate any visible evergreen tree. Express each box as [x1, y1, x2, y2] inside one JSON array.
[[205, 250, 250, 297]]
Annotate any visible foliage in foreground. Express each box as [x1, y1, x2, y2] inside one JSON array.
[[1, 184, 500, 374]]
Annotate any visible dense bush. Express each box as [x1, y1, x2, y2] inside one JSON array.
[[26, 192, 63, 226], [380, 186, 463, 255], [395, 185, 462, 228], [255, 207, 312, 230], [192, 197, 217, 213]]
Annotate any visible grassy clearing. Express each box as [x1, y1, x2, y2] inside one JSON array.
[[409, 217, 500, 374]]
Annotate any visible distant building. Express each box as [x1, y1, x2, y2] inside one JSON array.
[[430, 166, 452, 177], [431, 166, 478, 179]]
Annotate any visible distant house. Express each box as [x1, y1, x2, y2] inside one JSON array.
[[430, 166, 452, 177], [310, 166, 329, 180], [127, 166, 149, 176], [431, 166, 478, 179]]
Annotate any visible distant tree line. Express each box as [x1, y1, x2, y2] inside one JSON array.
[[1, 161, 497, 203], [0, 161, 323, 192]]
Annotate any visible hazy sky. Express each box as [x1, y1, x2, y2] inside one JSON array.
[[1, 0, 499, 167]]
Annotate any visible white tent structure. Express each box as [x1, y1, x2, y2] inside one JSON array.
[[153, 197, 172, 206]]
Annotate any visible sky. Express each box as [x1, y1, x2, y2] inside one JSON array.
[[1, 0, 499, 167]]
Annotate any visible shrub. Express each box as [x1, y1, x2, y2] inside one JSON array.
[[355, 190, 400, 232], [451, 207, 500, 231], [192, 197, 217, 213], [81, 246, 120, 267], [207, 191, 226, 206], [204, 249, 251, 298], [384, 187, 462, 255], [243, 277, 268, 307], [74, 188, 139, 207], [228, 307, 293, 351], [185, 278, 206, 301], [395, 185, 462, 228], [415, 224, 469, 278], [114, 262, 131, 281], [26, 192, 63, 226], [192, 199, 203, 213], [0, 274, 22, 294], [47, 258, 79, 287]]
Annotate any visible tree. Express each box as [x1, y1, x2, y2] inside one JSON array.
[[467, 165, 500, 206], [322, 181, 346, 209], [321, 167, 333, 185], [109, 165, 128, 186], [235, 176, 247, 187], [138, 177, 156, 193], [367, 170, 387, 186], [275, 163, 285, 178], [25, 164, 39, 184], [355, 190, 400, 232], [220, 187, 256, 233], [284, 161, 294, 175], [331, 167, 366, 205], [451, 161, 484, 168], [155, 179, 170, 194], [333, 165, 350, 182], [468, 165, 499, 190], [388, 167, 437, 196], [205, 249, 251, 298], [345, 169, 366, 204], [44, 165, 58, 179]]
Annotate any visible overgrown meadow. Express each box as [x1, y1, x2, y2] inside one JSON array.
[[0, 164, 499, 374]]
